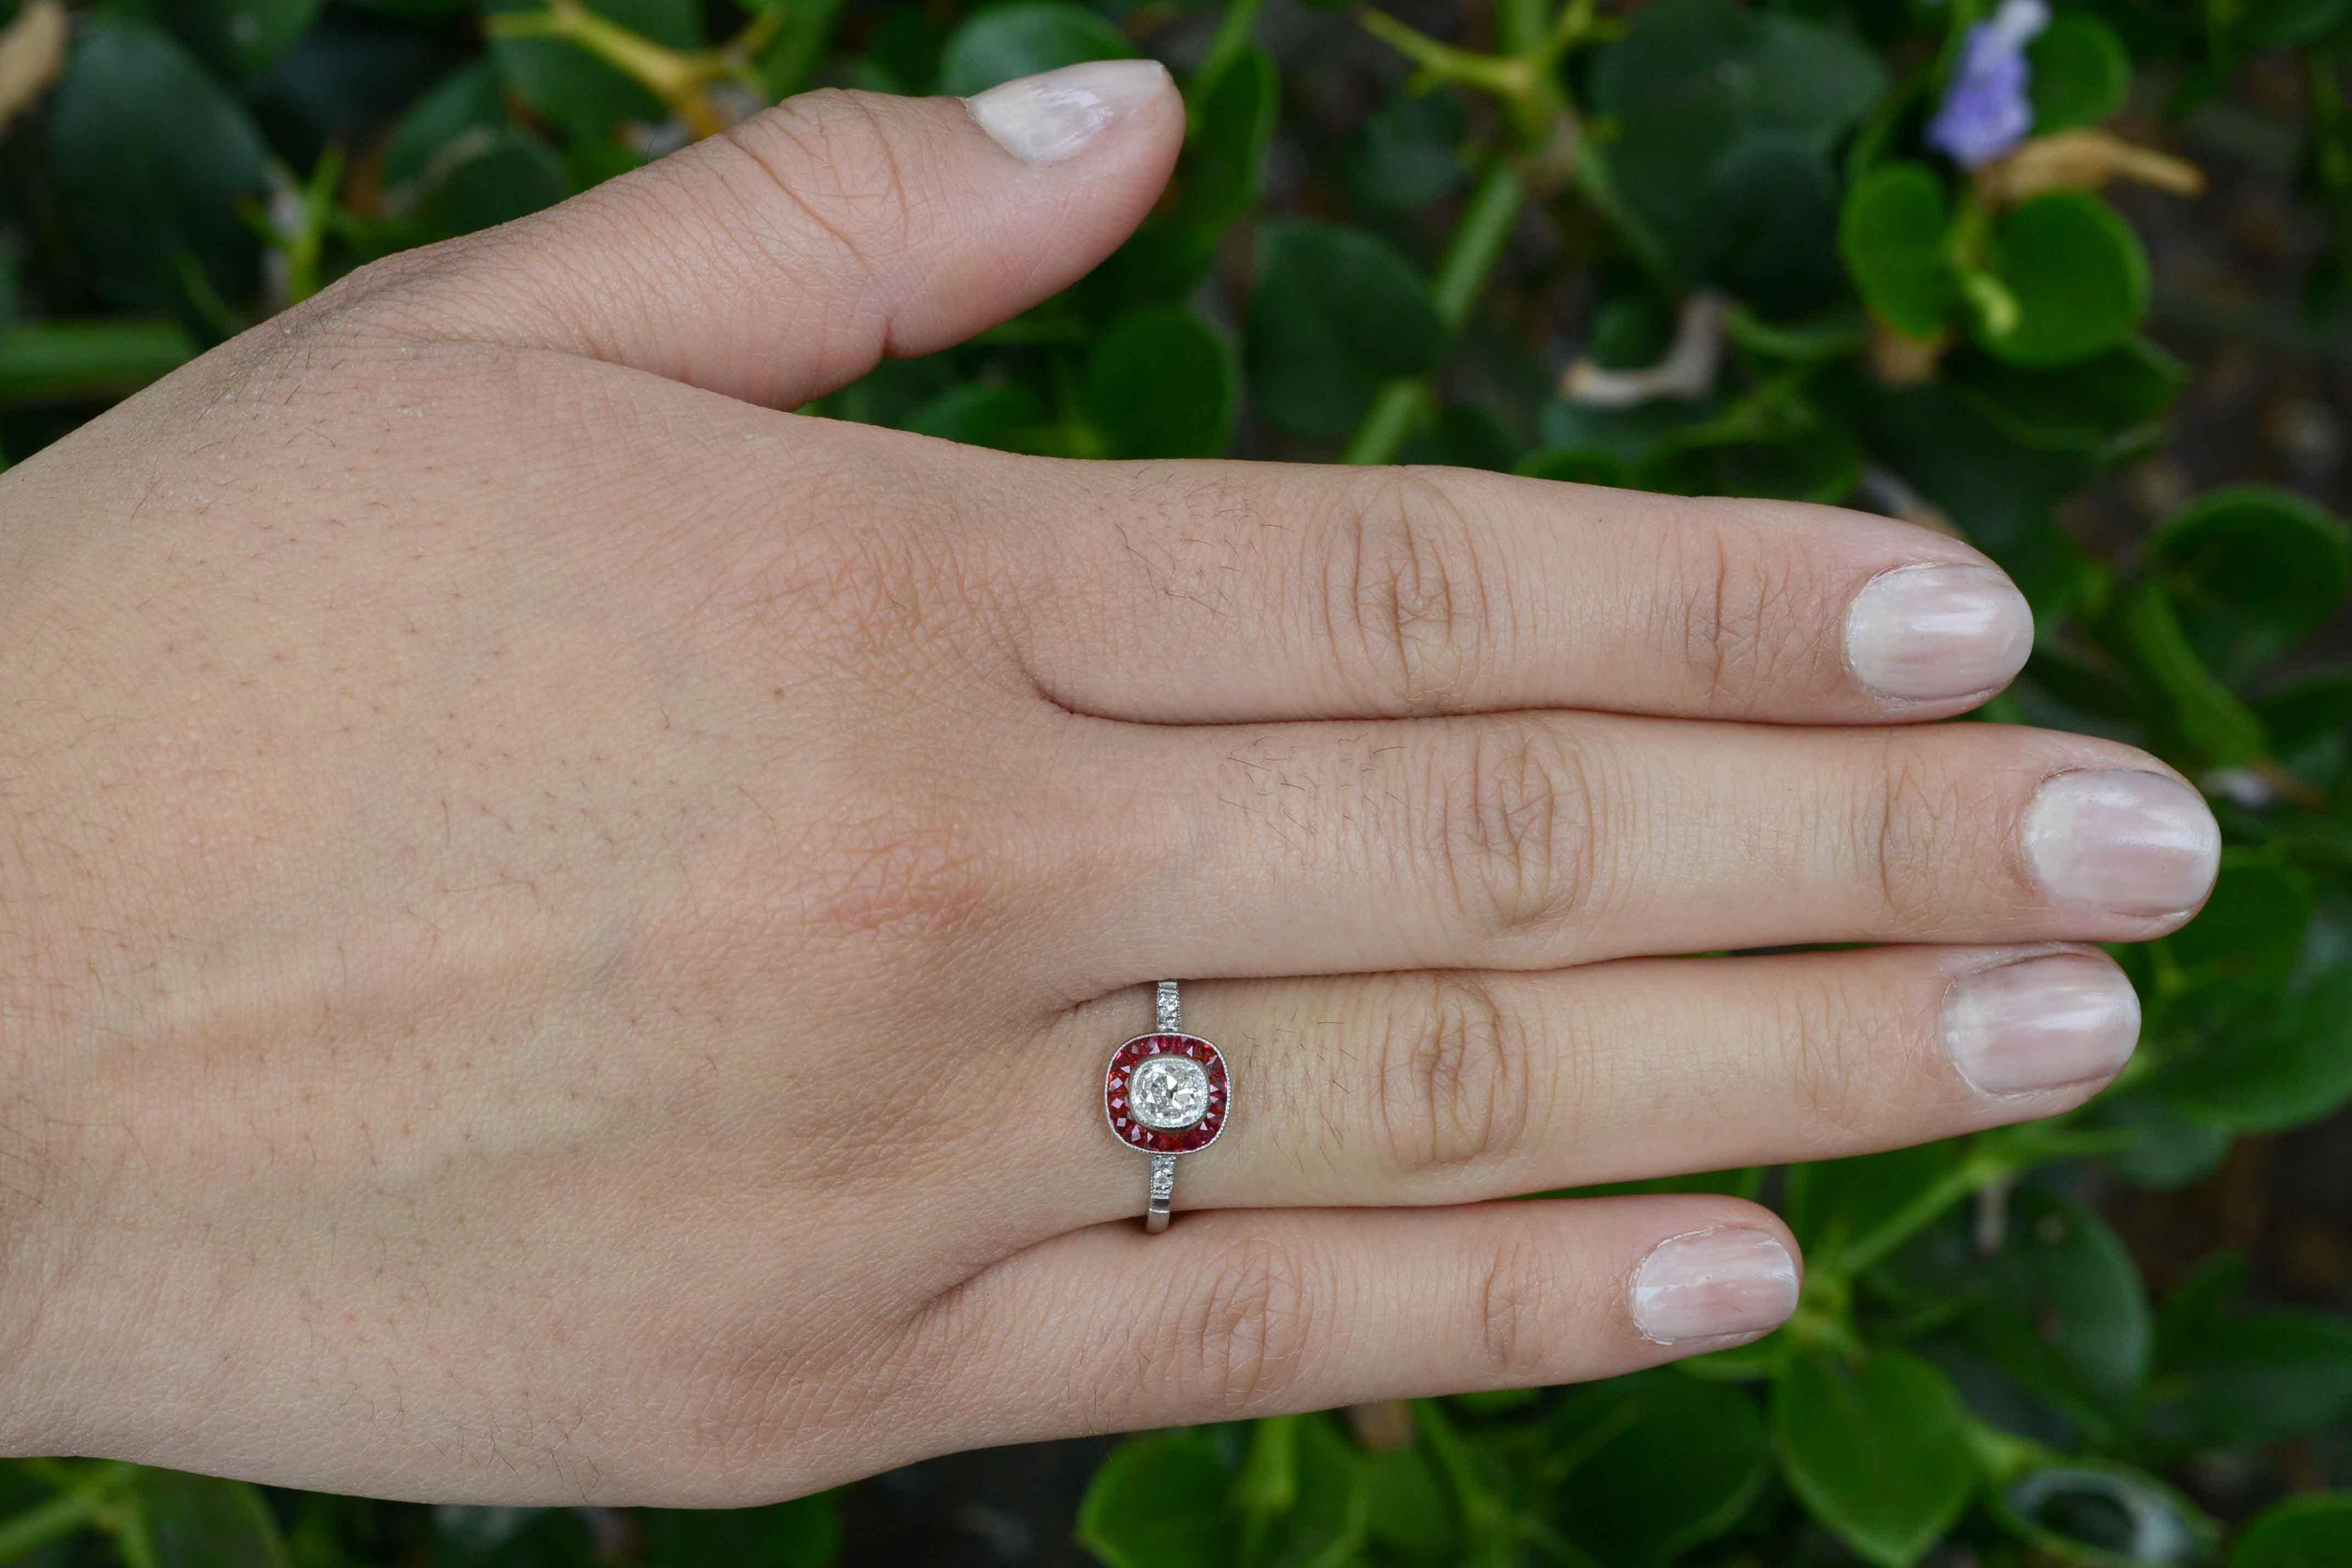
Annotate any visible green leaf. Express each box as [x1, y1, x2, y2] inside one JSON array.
[[1944, 339, 2186, 456], [384, 62, 509, 190], [160, 0, 323, 77], [1343, 88, 1470, 216], [139, 1473, 292, 1568], [2240, 0, 2352, 50], [2256, 665, 2352, 786], [1551, 1373, 1769, 1567], [1078, 1430, 1232, 1568], [47, 20, 272, 317], [1840, 161, 1959, 339], [2165, 964, 2352, 1133], [1590, 0, 1884, 283], [906, 381, 1047, 451], [417, 127, 570, 238], [2160, 1307, 2352, 1443], [1085, 306, 1238, 459], [639, 1495, 840, 1566], [1963, 1187, 2152, 1415], [1246, 219, 1443, 440], [2231, 1493, 2352, 1568], [1973, 193, 2151, 368], [487, 0, 703, 142], [1360, 1445, 1456, 1563], [2147, 484, 2352, 681], [2112, 577, 2271, 764], [1774, 1350, 1978, 1568], [2027, 13, 2131, 132], [935, 2, 1133, 98], [2083, 1087, 2232, 1189]]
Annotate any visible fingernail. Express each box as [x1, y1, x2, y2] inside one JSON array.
[[2022, 770, 2221, 918], [964, 59, 1171, 165], [1944, 953, 2140, 1097], [1845, 563, 2034, 702], [1630, 1227, 1799, 1346]]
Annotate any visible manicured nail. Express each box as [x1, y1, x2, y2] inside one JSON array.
[[1844, 563, 2034, 702], [1944, 952, 2140, 1097], [964, 59, 1172, 164], [1630, 1227, 1799, 1346], [2022, 770, 2220, 918]]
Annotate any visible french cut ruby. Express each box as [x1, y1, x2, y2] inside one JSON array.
[[1105, 1031, 1231, 1154]]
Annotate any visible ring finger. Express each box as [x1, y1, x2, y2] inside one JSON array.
[[1037, 944, 2138, 1216]]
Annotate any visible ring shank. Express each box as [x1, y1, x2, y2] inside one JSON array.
[[1144, 1154, 1177, 1234]]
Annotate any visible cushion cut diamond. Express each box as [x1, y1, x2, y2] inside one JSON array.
[[1129, 1055, 1210, 1130]]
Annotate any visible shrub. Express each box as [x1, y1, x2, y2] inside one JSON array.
[[2, 0, 2350, 1564]]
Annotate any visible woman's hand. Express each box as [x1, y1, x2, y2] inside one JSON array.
[[0, 61, 2215, 1504]]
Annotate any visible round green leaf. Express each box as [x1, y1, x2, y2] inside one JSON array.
[[139, 1472, 293, 1568], [1517, 448, 1629, 487], [2232, 1493, 2352, 1568], [2241, 0, 2352, 50], [1840, 162, 1959, 340], [1246, 219, 1442, 440], [2161, 1307, 2352, 1443], [2165, 965, 2352, 1133], [418, 127, 569, 238], [1076, 1430, 1232, 1568], [1963, 1187, 2152, 1413], [160, 0, 323, 77], [1553, 1373, 1769, 1568], [1972, 192, 2151, 368], [1774, 1349, 1977, 1568], [383, 62, 508, 191], [2147, 483, 2352, 679], [1085, 305, 1237, 459], [907, 381, 1047, 452], [2027, 14, 2131, 132], [47, 20, 273, 317], [1945, 339, 2186, 454], [1343, 87, 1469, 216], [639, 1495, 840, 1566], [935, 2, 1132, 98]]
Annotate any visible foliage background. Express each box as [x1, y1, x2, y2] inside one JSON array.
[[4, 0, 2352, 1563]]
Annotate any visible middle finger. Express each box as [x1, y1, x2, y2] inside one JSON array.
[[1068, 712, 2219, 981]]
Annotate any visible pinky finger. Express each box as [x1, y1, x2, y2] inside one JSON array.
[[927, 1198, 1802, 1439]]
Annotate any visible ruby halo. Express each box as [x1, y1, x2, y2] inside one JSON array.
[[1104, 1033, 1230, 1155]]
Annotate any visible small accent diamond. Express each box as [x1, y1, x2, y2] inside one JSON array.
[[1129, 1055, 1210, 1130]]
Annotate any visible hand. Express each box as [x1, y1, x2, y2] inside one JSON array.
[[0, 61, 2216, 1505]]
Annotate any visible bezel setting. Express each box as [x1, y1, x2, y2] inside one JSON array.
[[1104, 1033, 1230, 1154]]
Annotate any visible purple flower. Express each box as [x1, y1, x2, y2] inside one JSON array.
[[1926, 0, 2050, 168]]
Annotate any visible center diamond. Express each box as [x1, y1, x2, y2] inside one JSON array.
[[1129, 1055, 1211, 1130]]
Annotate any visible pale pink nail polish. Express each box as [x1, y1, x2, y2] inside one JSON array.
[[1844, 563, 2034, 703], [2022, 770, 2221, 918], [1944, 953, 2140, 1097], [1630, 1227, 1799, 1345]]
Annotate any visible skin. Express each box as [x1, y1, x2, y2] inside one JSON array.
[[0, 76, 2212, 1504]]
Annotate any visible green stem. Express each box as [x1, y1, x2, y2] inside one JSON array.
[[1197, 0, 1265, 95], [1834, 1148, 2006, 1278], [1494, 0, 1549, 59], [0, 322, 198, 404], [1343, 162, 1526, 465], [0, 1463, 143, 1563]]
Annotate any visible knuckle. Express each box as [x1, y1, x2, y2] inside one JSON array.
[[1662, 524, 1819, 708], [1432, 720, 1603, 937], [723, 89, 925, 291], [1324, 469, 1498, 713], [1770, 968, 1875, 1144], [1165, 1235, 1321, 1411], [1374, 973, 1531, 1177], [1473, 1232, 1565, 1384], [1857, 736, 1975, 924]]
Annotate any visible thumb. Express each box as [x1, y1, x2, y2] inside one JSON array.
[[401, 60, 1182, 407]]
